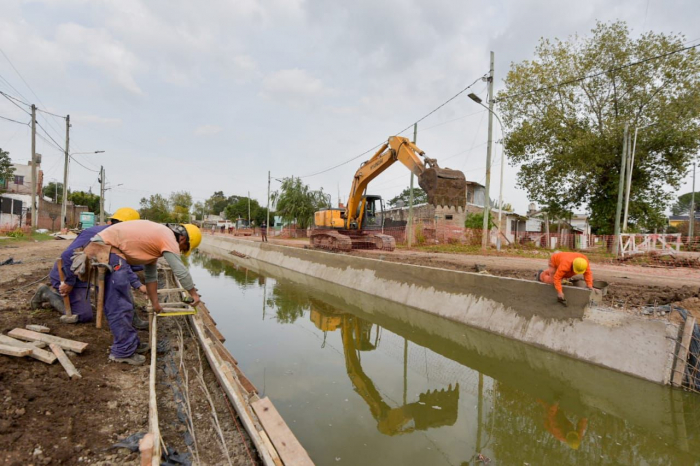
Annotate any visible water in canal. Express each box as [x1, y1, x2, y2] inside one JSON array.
[[188, 252, 700, 465]]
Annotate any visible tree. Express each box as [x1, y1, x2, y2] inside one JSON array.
[[139, 194, 172, 223], [671, 192, 700, 216], [69, 191, 101, 214], [43, 181, 64, 204], [465, 212, 494, 229], [498, 21, 700, 234], [0, 148, 15, 191], [170, 191, 193, 222], [193, 201, 206, 221], [205, 191, 228, 216], [389, 186, 427, 207], [271, 178, 326, 229]]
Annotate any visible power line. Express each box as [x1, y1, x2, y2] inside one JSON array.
[[299, 74, 488, 179], [497, 42, 700, 102], [69, 155, 100, 173], [0, 114, 29, 125], [0, 91, 31, 116], [35, 120, 64, 152], [36, 107, 67, 119]]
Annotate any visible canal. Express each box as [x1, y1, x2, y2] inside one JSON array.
[[189, 252, 700, 465]]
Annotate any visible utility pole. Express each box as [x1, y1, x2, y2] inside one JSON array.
[[266, 171, 271, 233], [623, 126, 639, 232], [99, 166, 105, 224], [613, 124, 629, 255], [30, 104, 38, 229], [61, 115, 70, 230], [690, 162, 696, 239], [481, 51, 495, 250], [248, 191, 251, 226], [407, 123, 417, 248]]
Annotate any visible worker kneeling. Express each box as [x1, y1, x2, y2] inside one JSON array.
[[89, 220, 202, 365], [537, 252, 593, 305], [31, 207, 144, 324]]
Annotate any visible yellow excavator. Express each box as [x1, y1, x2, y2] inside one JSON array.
[[311, 136, 467, 252], [310, 305, 459, 436]]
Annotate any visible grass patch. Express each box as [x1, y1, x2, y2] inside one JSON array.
[[0, 231, 54, 242]]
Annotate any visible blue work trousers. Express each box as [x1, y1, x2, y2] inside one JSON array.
[[104, 253, 140, 358]]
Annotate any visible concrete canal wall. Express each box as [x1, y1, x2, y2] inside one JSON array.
[[201, 235, 681, 385]]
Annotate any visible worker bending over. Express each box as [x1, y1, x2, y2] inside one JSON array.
[[90, 220, 202, 365], [31, 208, 144, 324], [537, 251, 593, 305]]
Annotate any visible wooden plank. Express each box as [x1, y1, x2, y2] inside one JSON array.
[[49, 343, 81, 378], [148, 311, 161, 466], [0, 343, 31, 357], [673, 316, 696, 387], [8, 328, 89, 353], [156, 288, 187, 294], [0, 335, 56, 364], [26, 324, 50, 333], [251, 397, 314, 466], [139, 433, 154, 466]]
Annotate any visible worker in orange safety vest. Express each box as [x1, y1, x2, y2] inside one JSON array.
[[537, 251, 593, 305]]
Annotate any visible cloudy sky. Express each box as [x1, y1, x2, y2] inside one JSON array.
[[0, 0, 698, 215]]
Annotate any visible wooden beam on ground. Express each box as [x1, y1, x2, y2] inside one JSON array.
[[49, 343, 81, 378], [0, 343, 31, 357], [156, 288, 187, 294], [148, 310, 161, 466], [0, 335, 56, 364], [251, 397, 314, 466], [8, 329, 89, 353], [673, 316, 696, 387], [26, 324, 50, 333]]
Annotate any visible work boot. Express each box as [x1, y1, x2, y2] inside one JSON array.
[[135, 343, 150, 354], [132, 312, 149, 331], [108, 353, 146, 366], [30, 284, 65, 313], [59, 315, 79, 324]]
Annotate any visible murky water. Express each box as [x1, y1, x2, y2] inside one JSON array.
[[188, 252, 700, 465]]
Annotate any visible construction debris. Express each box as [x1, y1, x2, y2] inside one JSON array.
[[0, 257, 22, 266], [0, 335, 57, 364], [26, 324, 51, 333], [50, 343, 82, 379], [0, 343, 32, 357], [8, 328, 89, 353]]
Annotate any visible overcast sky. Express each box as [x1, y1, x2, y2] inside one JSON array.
[[0, 0, 698, 216]]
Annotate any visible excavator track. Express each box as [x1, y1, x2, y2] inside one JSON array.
[[360, 233, 396, 252], [310, 230, 353, 252]]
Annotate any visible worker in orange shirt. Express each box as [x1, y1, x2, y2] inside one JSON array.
[[538, 251, 593, 305]]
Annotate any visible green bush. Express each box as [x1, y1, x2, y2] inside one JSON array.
[[7, 228, 24, 238]]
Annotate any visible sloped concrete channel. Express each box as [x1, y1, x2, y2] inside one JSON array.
[[202, 235, 680, 385]]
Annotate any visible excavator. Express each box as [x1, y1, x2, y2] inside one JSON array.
[[310, 136, 467, 252], [310, 304, 460, 436]]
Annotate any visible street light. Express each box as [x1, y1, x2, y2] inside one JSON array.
[[61, 150, 105, 230], [468, 92, 507, 250]]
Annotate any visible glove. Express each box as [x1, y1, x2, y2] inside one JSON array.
[[70, 251, 88, 276]]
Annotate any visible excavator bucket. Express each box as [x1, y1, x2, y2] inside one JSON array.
[[418, 167, 467, 209]]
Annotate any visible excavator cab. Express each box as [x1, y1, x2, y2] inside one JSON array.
[[360, 195, 386, 231]]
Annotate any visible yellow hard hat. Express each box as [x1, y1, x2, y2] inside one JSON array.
[[110, 207, 140, 223], [566, 431, 581, 450], [572, 257, 588, 275], [182, 224, 202, 256]]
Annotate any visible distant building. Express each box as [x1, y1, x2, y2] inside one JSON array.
[[669, 214, 700, 228], [1, 159, 43, 197]]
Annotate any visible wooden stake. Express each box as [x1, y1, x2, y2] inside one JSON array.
[[148, 312, 161, 466], [673, 316, 696, 387], [8, 328, 88, 353], [96, 268, 106, 329], [0, 343, 31, 357], [139, 433, 154, 466], [50, 343, 81, 378]]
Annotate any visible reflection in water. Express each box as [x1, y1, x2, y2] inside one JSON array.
[[537, 400, 588, 450], [310, 306, 459, 436], [190, 252, 700, 465]]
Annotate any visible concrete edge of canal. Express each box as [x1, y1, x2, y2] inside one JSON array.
[[201, 235, 682, 386]]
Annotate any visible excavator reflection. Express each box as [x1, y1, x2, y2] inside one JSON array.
[[310, 301, 460, 436]]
